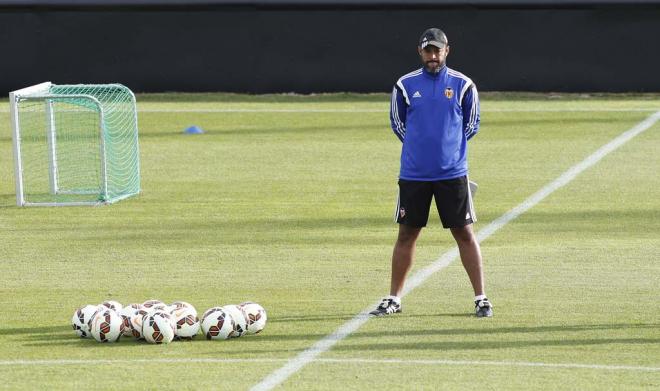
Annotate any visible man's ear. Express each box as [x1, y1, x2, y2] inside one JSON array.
[[417, 46, 423, 56]]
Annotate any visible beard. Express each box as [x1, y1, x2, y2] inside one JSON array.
[[425, 60, 443, 73]]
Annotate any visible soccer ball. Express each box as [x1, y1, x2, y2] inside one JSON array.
[[142, 299, 167, 312], [143, 299, 166, 309], [100, 300, 123, 313], [222, 304, 248, 338], [239, 302, 267, 335], [71, 304, 98, 338], [128, 308, 150, 339], [172, 306, 200, 340], [170, 301, 198, 317], [201, 307, 235, 340], [90, 308, 123, 343], [142, 310, 175, 344], [170, 301, 197, 317], [118, 304, 143, 337], [201, 306, 223, 321]]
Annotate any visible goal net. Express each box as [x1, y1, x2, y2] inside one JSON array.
[[9, 82, 140, 206]]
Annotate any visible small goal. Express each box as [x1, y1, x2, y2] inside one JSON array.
[[9, 82, 140, 206]]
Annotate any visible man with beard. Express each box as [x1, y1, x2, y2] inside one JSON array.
[[370, 28, 492, 318]]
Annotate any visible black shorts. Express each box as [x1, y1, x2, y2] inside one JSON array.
[[394, 176, 476, 228]]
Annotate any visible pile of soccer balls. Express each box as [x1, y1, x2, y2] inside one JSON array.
[[71, 299, 267, 344]]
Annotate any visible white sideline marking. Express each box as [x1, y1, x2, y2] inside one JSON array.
[[0, 358, 287, 366], [135, 108, 657, 113], [0, 358, 658, 372], [250, 110, 660, 391], [139, 108, 657, 113], [0, 108, 656, 114]]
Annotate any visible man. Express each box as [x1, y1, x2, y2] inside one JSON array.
[[370, 28, 493, 318]]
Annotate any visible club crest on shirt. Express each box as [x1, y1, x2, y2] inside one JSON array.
[[444, 87, 454, 99], [399, 208, 406, 218]]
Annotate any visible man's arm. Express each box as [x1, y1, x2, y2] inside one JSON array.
[[390, 85, 407, 142], [462, 84, 480, 140]]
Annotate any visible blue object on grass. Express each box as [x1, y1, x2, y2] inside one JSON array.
[[184, 125, 204, 134]]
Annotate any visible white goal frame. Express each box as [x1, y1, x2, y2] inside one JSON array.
[[10, 82, 113, 206]]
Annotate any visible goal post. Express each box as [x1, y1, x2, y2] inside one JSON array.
[[9, 82, 140, 206]]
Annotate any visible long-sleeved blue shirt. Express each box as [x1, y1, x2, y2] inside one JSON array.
[[390, 65, 480, 181]]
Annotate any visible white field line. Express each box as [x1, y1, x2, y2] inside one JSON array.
[[250, 110, 660, 391], [138, 108, 657, 113], [137, 108, 656, 113], [0, 357, 658, 372], [0, 108, 656, 114], [0, 358, 288, 366]]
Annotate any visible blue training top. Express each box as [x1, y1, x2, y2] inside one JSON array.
[[390, 65, 480, 181]]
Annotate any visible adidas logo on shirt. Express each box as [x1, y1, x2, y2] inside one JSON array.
[[412, 91, 422, 98]]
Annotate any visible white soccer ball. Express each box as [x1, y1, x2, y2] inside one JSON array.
[[142, 310, 176, 344], [201, 307, 235, 340], [222, 304, 248, 338], [71, 304, 98, 338], [100, 300, 123, 313], [128, 308, 150, 339], [142, 299, 166, 310], [170, 301, 198, 318], [201, 306, 223, 321], [172, 306, 200, 340], [90, 308, 124, 343], [118, 304, 143, 337], [239, 302, 267, 335]]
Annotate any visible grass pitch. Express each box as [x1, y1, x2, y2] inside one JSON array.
[[0, 93, 658, 390]]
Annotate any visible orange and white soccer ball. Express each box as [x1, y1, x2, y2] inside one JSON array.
[[142, 299, 167, 312], [71, 304, 98, 338], [201, 306, 222, 320], [172, 306, 200, 340], [142, 310, 175, 344], [201, 307, 235, 340], [170, 301, 198, 318], [128, 308, 150, 339], [118, 304, 143, 337], [90, 308, 123, 343], [100, 300, 123, 313], [221, 305, 248, 338], [239, 302, 267, 335]]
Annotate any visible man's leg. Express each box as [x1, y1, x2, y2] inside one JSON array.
[[390, 224, 423, 297], [370, 224, 422, 316], [370, 179, 431, 317], [450, 224, 484, 296], [451, 224, 493, 317]]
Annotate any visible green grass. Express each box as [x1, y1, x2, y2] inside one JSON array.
[[0, 94, 658, 390]]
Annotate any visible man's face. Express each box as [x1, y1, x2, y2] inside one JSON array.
[[418, 45, 449, 73]]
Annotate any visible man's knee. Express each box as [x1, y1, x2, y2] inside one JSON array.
[[397, 225, 421, 245], [451, 225, 475, 244]]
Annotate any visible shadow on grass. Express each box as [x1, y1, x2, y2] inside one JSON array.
[[350, 322, 660, 337], [269, 314, 359, 323], [200, 336, 660, 357], [14, 322, 659, 352], [192, 322, 660, 355], [326, 337, 660, 354], [0, 194, 17, 208], [23, 339, 142, 348], [261, 322, 660, 342], [0, 326, 69, 336], [487, 114, 639, 128], [21, 216, 397, 246]]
